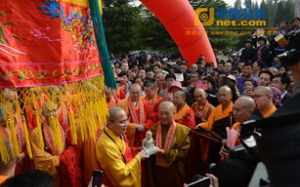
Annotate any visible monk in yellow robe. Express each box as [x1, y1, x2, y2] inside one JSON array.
[[148, 101, 191, 187], [173, 91, 195, 129], [254, 86, 277, 119], [96, 107, 151, 187], [119, 84, 146, 147], [0, 111, 17, 185], [30, 101, 65, 186]]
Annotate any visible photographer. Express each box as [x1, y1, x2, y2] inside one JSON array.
[[254, 49, 300, 187]]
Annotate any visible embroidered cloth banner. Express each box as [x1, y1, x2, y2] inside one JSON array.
[[0, 0, 102, 88]]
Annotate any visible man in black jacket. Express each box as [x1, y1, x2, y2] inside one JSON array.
[[256, 49, 300, 187], [240, 40, 257, 63]]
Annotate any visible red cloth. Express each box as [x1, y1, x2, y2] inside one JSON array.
[[59, 146, 83, 187], [143, 96, 162, 129], [0, 0, 102, 88]]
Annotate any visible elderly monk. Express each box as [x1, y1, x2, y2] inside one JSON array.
[[253, 86, 277, 118], [173, 91, 196, 129], [148, 101, 191, 187], [215, 96, 257, 187], [192, 88, 214, 124], [199, 86, 233, 163], [96, 107, 152, 187], [119, 84, 146, 147], [200, 86, 233, 133], [227, 96, 256, 148], [143, 81, 161, 129]]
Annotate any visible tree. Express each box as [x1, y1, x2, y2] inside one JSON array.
[[274, 1, 285, 24], [244, 0, 253, 10], [103, 0, 141, 54], [190, 0, 227, 8], [296, 0, 300, 17], [234, 0, 242, 9]]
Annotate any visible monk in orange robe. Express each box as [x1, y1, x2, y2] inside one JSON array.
[[225, 96, 256, 150], [116, 73, 129, 100], [173, 90, 195, 129], [199, 86, 234, 131], [119, 84, 146, 147], [254, 86, 277, 119], [192, 88, 214, 124], [143, 81, 161, 130], [198, 86, 233, 162]]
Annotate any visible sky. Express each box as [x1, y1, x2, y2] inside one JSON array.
[[224, 0, 263, 7]]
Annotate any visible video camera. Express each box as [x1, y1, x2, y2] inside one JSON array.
[[271, 28, 300, 66]]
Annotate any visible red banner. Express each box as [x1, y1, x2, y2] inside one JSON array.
[[0, 0, 102, 88]]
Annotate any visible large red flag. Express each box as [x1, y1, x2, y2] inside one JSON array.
[[141, 0, 217, 67], [0, 0, 102, 88]]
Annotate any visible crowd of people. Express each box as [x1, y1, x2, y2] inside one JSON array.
[[99, 17, 300, 187], [1, 17, 300, 187]]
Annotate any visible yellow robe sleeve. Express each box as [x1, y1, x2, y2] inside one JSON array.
[[96, 137, 142, 187], [31, 128, 59, 176]]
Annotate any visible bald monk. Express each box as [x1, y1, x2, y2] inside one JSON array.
[[253, 86, 277, 118], [173, 91, 196, 129], [228, 96, 256, 147], [192, 88, 214, 124], [200, 86, 234, 133], [119, 84, 146, 147], [148, 101, 191, 187], [96, 107, 156, 187], [199, 86, 233, 162], [215, 96, 257, 187]]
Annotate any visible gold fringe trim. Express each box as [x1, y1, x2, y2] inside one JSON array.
[[0, 76, 107, 164]]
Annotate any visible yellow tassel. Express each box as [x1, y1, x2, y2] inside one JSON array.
[[6, 115, 20, 158], [22, 115, 33, 159], [48, 116, 64, 154], [0, 131, 10, 164], [68, 109, 77, 145]]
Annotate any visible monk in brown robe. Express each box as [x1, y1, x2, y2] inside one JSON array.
[[147, 101, 191, 187]]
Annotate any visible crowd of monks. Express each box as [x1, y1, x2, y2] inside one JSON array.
[[100, 78, 278, 187], [0, 77, 278, 187]]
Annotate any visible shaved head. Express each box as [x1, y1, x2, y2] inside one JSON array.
[[108, 107, 128, 136], [159, 101, 176, 125], [130, 83, 141, 101], [159, 101, 176, 114], [108, 107, 126, 123], [173, 90, 186, 108], [194, 88, 207, 105], [233, 96, 256, 122], [194, 88, 207, 98], [254, 86, 273, 98], [254, 86, 274, 113], [235, 96, 256, 112], [217, 86, 232, 105]]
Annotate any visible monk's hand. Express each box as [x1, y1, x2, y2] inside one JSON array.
[[206, 173, 219, 187], [136, 124, 145, 132]]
